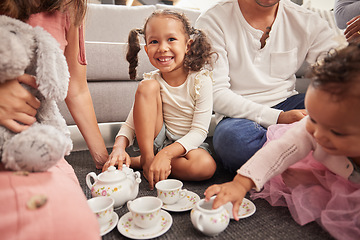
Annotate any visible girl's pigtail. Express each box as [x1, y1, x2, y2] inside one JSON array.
[[184, 27, 217, 72], [126, 28, 143, 80]]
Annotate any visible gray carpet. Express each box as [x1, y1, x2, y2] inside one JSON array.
[[65, 138, 333, 240]]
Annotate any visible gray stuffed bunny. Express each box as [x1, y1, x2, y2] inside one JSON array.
[[0, 15, 73, 172]]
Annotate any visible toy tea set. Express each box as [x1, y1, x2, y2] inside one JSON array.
[[86, 165, 256, 238]]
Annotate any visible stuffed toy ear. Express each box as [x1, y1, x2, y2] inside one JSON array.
[[33, 26, 70, 101], [0, 15, 34, 83]]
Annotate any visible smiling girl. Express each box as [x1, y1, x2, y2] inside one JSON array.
[[104, 9, 217, 189], [204, 43, 360, 239]]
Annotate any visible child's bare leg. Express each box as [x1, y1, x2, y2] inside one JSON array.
[[170, 148, 216, 181], [130, 156, 141, 169], [133, 80, 163, 178]]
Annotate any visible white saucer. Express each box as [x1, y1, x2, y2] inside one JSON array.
[[100, 212, 119, 236], [117, 210, 172, 239], [162, 191, 200, 212], [224, 198, 256, 219]]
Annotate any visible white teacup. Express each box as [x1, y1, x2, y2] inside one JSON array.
[[155, 179, 187, 205], [190, 198, 230, 236], [87, 196, 114, 227], [127, 196, 163, 229]]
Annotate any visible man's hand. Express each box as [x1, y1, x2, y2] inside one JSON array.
[[277, 109, 307, 124]]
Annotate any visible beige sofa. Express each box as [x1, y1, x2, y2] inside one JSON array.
[[61, 2, 343, 151]]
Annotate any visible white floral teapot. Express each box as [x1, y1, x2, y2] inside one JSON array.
[[86, 165, 141, 208]]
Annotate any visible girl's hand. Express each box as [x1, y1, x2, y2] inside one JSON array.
[[204, 174, 254, 221], [345, 16, 360, 43], [102, 147, 131, 172], [93, 151, 109, 170], [146, 152, 172, 190], [102, 136, 131, 172]]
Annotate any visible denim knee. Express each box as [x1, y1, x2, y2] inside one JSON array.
[[213, 118, 267, 172]]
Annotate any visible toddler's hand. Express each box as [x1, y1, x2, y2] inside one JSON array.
[[204, 174, 254, 221]]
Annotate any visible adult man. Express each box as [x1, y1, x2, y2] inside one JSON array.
[[196, 0, 338, 172]]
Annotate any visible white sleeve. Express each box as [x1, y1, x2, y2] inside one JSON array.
[[176, 72, 213, 153], [305, 11, 342, 64]]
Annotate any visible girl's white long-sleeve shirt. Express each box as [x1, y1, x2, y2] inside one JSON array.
[[196, 0, 339, 127], [116, 70, 213, 154]]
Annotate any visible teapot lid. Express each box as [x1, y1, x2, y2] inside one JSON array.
[[98, 166, 126, 182]]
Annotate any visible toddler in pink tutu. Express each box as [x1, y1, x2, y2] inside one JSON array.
[[204, 43, 360, 240]]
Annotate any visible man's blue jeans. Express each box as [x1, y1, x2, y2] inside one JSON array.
[[213, 93, 305, 173]]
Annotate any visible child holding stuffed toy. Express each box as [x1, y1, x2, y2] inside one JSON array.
[[104, 9, 217, 189], [0, 0, 102, 239], [0, 0, 108, 170], [204, 43, 360, 240]]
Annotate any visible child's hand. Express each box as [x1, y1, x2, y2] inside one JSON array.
[[204, 174, 254, 221], [102, 148, 131, 172], [146, 153, 172, 190], [102, 136, 131, 172]]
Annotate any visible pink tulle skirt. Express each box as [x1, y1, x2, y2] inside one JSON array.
[[251, 124, 360, 240]]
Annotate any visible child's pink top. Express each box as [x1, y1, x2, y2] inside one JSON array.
[[27, 10, 87, 65]]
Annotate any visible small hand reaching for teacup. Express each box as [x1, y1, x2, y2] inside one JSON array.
[[204, 174, 255, 221]]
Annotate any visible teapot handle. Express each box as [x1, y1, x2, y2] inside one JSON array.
[[134, 171, 141, 183], [86, 172, 98, 190]]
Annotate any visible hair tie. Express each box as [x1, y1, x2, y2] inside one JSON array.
[[191, 27, 199, 35], [136, 28, 144, 35]]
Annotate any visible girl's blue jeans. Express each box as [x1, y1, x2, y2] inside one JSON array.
[[213, 93, 305, 173]]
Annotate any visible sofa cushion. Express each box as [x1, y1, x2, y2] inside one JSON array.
[[58, 80, 138, 125], [155, 4, 201, 25], [86, 41, 155, 81]]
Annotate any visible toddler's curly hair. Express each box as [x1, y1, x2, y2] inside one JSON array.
[[309, 43, 360, 100], [126, 9, 217, 80]]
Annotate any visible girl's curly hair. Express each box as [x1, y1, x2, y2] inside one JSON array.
[[126, 9, 217, 80], [308, 43, 360, 100]]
